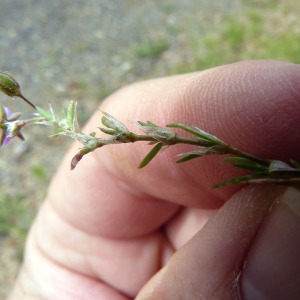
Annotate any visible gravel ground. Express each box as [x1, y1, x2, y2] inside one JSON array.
[[0, 0, 240, 297]]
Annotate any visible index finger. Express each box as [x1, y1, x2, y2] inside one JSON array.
[[49, 60, 300, 238]]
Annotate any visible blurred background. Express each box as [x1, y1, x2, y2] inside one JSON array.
[[0, 0, 299, 297]]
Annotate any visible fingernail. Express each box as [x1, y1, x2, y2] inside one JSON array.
[[241, 187, 300, 300]]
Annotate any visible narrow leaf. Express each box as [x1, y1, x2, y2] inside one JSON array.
[[99, 127, 116, 135], [101, 115, 115, 129], [71, 147, 93, 170], [211, 173, 270, 188], [138, 142, 163, 168], [101, 111, 128, 132], [176, 153, 201, 163], [167, 123, 209, 140], [223, 157, 268, 172], [66, 101, 76, 130], [35, 106, 54, 121], [167, 123, 219, 143], [290, 159, 300, 169]]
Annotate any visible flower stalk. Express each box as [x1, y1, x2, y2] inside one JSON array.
[[1, 70, 300, 188]]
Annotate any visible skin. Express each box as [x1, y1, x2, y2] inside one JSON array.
[[8, 61, 300, 299]]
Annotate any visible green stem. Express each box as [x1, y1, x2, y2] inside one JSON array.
[[19, 94, 36, 109]]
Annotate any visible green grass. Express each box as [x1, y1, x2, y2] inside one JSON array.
[[31, 164, 49, 182], [0, 194, 30, 236], [174, 0, 300, 72], [0, 193, 38, 261], [133, 38, 169, 58]]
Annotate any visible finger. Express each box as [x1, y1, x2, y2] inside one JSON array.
[[241, 187, 300, 300], [50, 60, 300, 237], [25, 61, 300, 297], [136, 184, 293, 300]]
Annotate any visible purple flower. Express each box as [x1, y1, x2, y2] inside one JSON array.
[[0, 104, 24, 146]]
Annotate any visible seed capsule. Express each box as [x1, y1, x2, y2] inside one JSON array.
[[0, 71, 22, 98], [0, 71, 35, 109]]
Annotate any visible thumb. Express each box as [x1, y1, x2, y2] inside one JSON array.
[[241, 186, 300, 300], [136, 185, 300, 300]]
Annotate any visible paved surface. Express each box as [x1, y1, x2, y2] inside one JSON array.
[[0, 0, 240, 297]]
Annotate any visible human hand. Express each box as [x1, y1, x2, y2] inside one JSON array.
[[9, 61, 300, 299]]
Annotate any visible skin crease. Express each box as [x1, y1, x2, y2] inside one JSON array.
[[8, 60, 300, 299]]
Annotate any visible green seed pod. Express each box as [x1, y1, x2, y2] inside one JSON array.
[[0, 71, 35, 108], [0, 71, 23, 98]]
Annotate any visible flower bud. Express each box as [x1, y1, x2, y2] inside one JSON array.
[[0, 71, 23, 98], [0, 71, 36, 108]]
